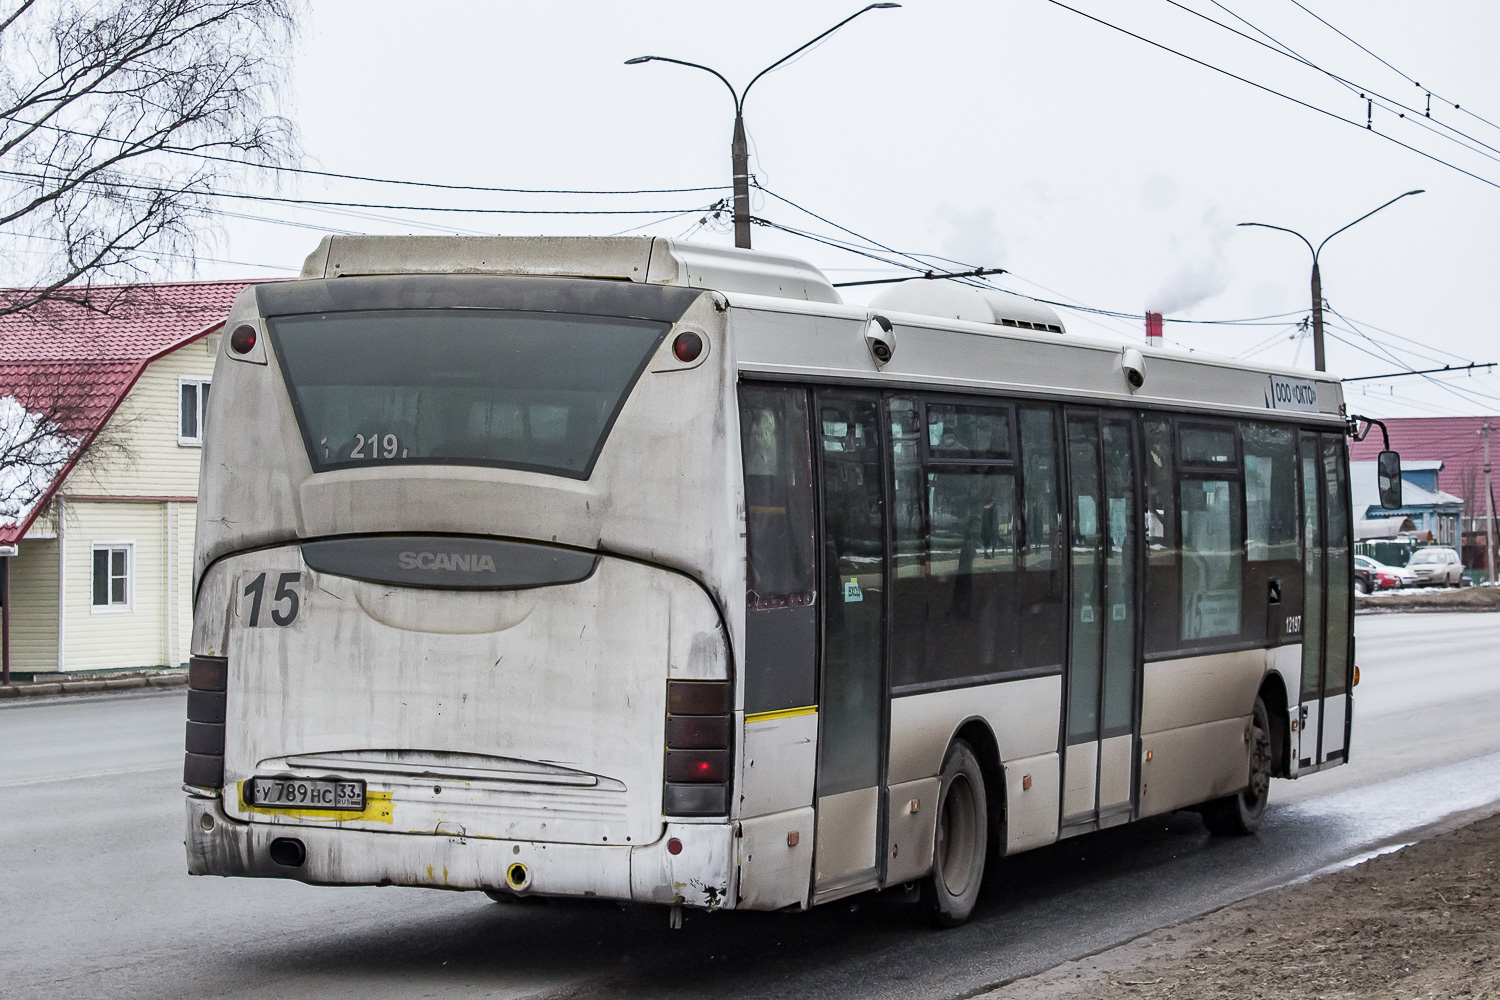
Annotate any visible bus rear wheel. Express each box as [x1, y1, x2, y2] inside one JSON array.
[[922, 739, 988, 927], [1202, 697, 1272, 837]]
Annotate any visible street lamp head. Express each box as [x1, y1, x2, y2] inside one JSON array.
[[868, 3, 902, 8], [623, 56, 655, 65], [1405, 189, 1426, 196]]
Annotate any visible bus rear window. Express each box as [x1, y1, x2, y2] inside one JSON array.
[[268, 309, 668, 478]]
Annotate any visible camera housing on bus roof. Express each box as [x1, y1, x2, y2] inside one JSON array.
[[865, 314, 895, 369], [1121, 347, 1146, 391]]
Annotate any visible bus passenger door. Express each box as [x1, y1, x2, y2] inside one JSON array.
[[811, 392, 888, 899], [1061, 411, 1140, 833], [1297, 431, 1353, 769]]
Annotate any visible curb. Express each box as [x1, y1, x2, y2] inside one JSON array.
[[0, 671, 187, 699]]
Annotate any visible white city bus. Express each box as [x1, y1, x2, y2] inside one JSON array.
[[184, 236, 1378, 926]]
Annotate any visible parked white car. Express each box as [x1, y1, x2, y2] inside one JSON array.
[[1405, 547, 1464, 587], [1353, 554, 1416, 593]]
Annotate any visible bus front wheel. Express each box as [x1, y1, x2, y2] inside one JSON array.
[[1202, 697, 1272, 837], [922, 739, 988, 927]]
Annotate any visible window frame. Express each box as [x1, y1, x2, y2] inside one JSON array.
[[889, 394, 1056, 695], [739, 375, 1354, 681], [919, 397, 1018, 467], [1175, 418, 1241, 474], [90, 541, 134, 613], [265, 308, 670, 480], [178, 376, 211, 447], [1174, 419, 1248, 650], [1240, 420, 1302, 565]]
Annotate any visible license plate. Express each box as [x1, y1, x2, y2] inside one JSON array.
[[248, 776, 365, 811]]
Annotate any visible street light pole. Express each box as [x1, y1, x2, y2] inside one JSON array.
[[627, 3, 899, 249], [1238, 189, 1424, 372]]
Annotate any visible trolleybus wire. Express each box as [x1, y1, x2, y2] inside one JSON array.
[[1343, 362, 1497, 383], [1040, 0, 1500, 192], [1284, 0, 1500, 136], [1162, 0, 1500, 164]]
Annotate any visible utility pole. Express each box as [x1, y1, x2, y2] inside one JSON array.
[[626, 3, 900, 250], [1310, 260, 1326, 373], [1485, 418, 1497, 584], [731, 112, 750, 250], [1238, 189, 1424, 371]]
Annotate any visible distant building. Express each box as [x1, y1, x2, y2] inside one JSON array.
[[1349, 416, 1499, 572], [0, 281, 253, 680], [1350, 459, 1463, 556]]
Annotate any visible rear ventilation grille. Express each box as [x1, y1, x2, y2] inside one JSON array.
[[999, 318, 1064, 332]]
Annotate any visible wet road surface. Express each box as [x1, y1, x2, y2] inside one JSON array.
[[4, 611, 1498, 999]]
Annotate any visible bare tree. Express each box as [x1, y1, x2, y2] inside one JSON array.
[[0, 1, 296, 527], [0, 0, 299, 316], [0, 360, 136, 524]]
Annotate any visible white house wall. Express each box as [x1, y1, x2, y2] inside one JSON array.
[[65, 335, 217, 498], [63, 502, 167, 670]]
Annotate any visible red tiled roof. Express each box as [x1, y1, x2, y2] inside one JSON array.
[[0, 280, 259, 543], [1349, 416, 1500, 511], [0, 280, 252, 361]]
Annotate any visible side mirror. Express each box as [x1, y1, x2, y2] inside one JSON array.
[[1377, 450, 1403, 510]]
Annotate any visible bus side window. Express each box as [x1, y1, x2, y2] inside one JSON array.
[[1177, 423, 1245, 644], [1321, 436, 1353, 697], [739, 386, 818, 714], [890, 398, 1025, 691], [1018, 406, 1064, 673], [1241, 422, 1301, 644], [889, 398, 926, 689], [1242, 423, 1299, 562], [1142, 416, 1179, 654]]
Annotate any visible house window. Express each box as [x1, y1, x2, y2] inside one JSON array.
[[179, 378, 211, 445], [91, 543, 133, 611]]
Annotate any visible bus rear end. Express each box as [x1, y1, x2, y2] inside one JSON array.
[[183, 250, 743, 910]]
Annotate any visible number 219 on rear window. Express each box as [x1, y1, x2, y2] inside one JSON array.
[[241, 572, 302, 627]]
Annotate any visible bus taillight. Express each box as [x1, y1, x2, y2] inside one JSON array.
[[183, 656, 228, 788], [663, 680, 730, 817], [665, 749, 728, 783]]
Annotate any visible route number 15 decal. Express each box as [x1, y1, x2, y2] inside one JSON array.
[[242, 572, 301, 627]]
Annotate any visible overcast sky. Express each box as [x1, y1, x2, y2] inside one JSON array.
[[186, 0, 1499, 419]]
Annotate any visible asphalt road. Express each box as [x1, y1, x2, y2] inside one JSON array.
[[4, 611, 1500, 1000]]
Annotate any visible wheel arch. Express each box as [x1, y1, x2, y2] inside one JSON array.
[[1257, 669, 1291, 778], [949, 716, 1007, 863]]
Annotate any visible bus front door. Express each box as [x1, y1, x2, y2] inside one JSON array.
[[1297, 431, 1353, 770], [1061, 411, 1140, 833], [812, 392, 888, 899]]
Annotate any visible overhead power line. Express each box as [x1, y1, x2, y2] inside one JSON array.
[[0, 118, 728, 196], [1324, 308, 1500, 409], [1284, 0, 1500, 136], [1039, 0, 1500, 192], [1343, 361, 1497, 382], [1166, 0, 1500, 167], [0, 168, 708, 215]]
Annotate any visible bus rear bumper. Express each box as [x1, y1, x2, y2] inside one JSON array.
[[184, 795, 736, 910]]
